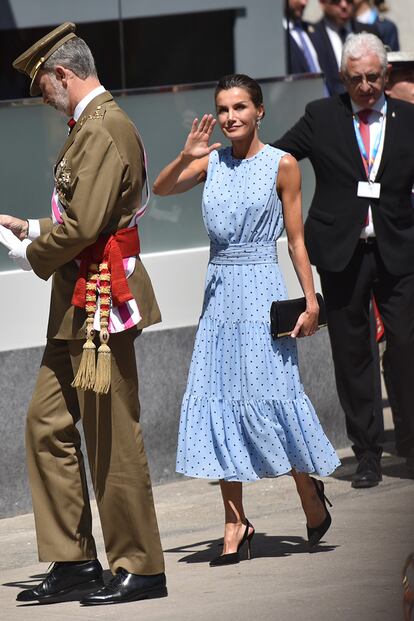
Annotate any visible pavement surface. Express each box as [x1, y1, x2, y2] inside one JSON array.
[[0, 412, 413, 621]]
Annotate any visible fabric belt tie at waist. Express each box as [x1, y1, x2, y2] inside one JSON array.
[[210, 241, 278, 265], [71, 226, 140, 396]]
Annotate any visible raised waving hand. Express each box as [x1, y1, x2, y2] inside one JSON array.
[[152, 114, 222, 196], [182, 114, 222, 160]]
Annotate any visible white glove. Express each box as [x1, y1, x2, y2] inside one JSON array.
[[8, 239, 32, 271], [0, 225, 32, 271]]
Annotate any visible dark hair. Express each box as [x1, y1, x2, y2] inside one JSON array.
[[215, 73, 264, 111]]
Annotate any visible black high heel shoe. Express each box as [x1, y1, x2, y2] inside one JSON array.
[[307, 477, 333, 548], [210, 519, 255, 567]]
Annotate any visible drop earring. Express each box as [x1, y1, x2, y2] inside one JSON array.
[[256, 117, 262, 129]]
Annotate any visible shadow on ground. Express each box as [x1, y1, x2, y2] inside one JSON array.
[[165, 533, 338, 564]]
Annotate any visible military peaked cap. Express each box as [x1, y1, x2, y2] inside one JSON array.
[[12, 22, 77, 96]]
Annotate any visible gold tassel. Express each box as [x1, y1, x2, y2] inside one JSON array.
[[72, 267, 99, 391], [72, 318, 96, 390], [94, 329, 111, 394], [94, 262, 111, 394]]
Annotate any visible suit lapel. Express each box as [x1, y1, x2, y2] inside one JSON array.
[[54, 91, 113, 169], [311, 21, 338, 79], [375, 97, 396, 181], [338, 94, 368, 179]]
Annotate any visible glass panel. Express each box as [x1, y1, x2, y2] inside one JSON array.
[[0, 20, 123, 100], [0, 75, 323, 270], [0, 9, 235, 100], [123, 10, 236, 89]]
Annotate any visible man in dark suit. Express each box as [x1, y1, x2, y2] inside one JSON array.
[[310, 0, 379, 95], [274, 33, 414, 486], [285, 0, 321, 75]]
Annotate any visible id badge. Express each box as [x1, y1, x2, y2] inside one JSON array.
[[357, 181, 381, 199]]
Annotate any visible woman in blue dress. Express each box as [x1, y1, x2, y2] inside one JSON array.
[[153, 74, 340, 566]]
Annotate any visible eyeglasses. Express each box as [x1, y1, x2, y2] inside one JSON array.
[[328, 0, 353, 5], [345, 73, 383, 86]]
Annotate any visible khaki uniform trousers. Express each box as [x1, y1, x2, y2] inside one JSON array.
[[25, 328, 164, 576]]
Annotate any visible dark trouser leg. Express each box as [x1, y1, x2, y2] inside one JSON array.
[[26, 339, 97, 561], [382, 348, 404, 454], [319, 243, 384, 458], [70, 329, 165, 575], [373, 256, 414, 457]]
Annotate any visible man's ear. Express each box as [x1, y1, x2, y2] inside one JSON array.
[[54, 65, 67, 85]]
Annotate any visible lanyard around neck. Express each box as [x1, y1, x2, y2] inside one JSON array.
[[352, 102, 387, 179]]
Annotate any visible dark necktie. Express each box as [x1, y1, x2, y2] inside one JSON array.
[[339, 27, 348, 43]]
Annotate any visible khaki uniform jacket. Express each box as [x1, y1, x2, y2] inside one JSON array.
[[26, 91, 161, 340]]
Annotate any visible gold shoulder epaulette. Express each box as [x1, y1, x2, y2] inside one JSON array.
[[78, 105, 104, 129]]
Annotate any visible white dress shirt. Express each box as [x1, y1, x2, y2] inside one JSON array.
[[351, 94, 387, 238]]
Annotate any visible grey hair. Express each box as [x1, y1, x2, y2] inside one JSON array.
[[340, 33, 388, 74], [43, 37, 98, 79]]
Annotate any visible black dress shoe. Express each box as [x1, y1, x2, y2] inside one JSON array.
[[351, 454, 382, 489], [80, 569, 167, 605], [16, 559, 103, 603]]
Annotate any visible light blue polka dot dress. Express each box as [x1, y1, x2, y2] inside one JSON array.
[[176, 144, 340, 481]]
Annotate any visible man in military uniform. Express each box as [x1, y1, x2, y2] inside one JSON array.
[[386, 51, 414, 105], [0, 23, 167, 605]]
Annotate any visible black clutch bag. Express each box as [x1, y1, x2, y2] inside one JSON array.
[[270, 293, 327, 339]]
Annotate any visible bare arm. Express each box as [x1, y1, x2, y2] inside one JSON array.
[[153, 114, 221, 196], [277, 154, 319, 338]]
